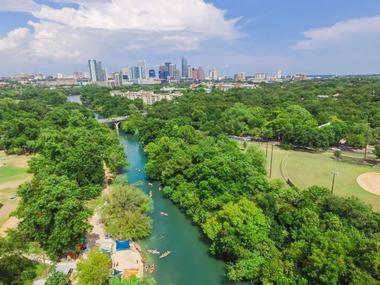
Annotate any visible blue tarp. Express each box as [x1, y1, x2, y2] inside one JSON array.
[[115, 240, 130, 251]]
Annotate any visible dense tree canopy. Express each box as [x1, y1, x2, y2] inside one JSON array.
[[80, 86, 143, 117], [17, 175, 91, 259], [2, 79, 379, 283], [116, 78, 380, 149], [0, 88, 126, 259], [75, 249, 111, 285], [101, 181, 152, 240], [115, 79, 380, 283]]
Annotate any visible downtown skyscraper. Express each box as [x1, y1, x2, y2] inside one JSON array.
[[181, 56, 188, 78], [88, 59, 106, 83]]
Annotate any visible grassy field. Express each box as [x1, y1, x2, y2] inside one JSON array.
[[242, 142, 380, 211], [0, 151, 32, 231]]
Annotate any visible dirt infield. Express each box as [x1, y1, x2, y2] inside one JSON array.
[[357, 172, 380, 196]]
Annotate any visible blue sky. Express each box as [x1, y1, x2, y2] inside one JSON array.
[[0, 0, 380, 76]]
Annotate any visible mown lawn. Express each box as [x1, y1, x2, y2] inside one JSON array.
[[242, 141, 380, 211], [0, 166, 29, 183], [0, 152, 32, 229]]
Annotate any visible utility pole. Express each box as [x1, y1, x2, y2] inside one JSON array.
[[331, 171, 337, 194], [265, 142, 269, 157], [269, 144, 274, 178]]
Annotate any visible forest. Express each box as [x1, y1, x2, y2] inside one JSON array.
[[82, 78, 380, 150], [1, 78, 379, 284], [115, 78, 380, 283], [0, 87, 126, 283]]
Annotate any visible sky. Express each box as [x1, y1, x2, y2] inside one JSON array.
[[0, 0, 380, 76]]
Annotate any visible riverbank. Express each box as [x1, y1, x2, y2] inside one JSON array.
[[120, 133, 235, 285], [86, 166, 145, 279], [68, 94, 234, 284]]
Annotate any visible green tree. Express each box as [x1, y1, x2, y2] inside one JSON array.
[[16, 175, 91, 259], [101, 183, 152, 240], [0, 255, 37, 285], [109, 276, 156, 285], [46, 271, 69, 285], [75, 249, 111, 285], [374, 145, 380, 159]]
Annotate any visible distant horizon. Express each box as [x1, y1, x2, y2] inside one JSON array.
[[1, 0, 380, 76]]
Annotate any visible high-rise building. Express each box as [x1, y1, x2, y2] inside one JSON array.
[[197, 67, 205, 81], [96, 61, 104, 81], [181, 56, 188, 78], [109, 72, 122, 87], [234, 73, 246, 82], [191, 67, 198, 80], [254, 73, 267, 81], [187, 65, 193, 79], [148, 69, 156, 78], [173, 69, 181, 80], [131, 66, 142, 81], [164, 62, 171, 80], [138, 60, 147, 79], [88, 59, 106, 82], [277, 69, 283, 79], [122, 67, 130, 82], [159, 65, 166, 80], [169, 63, 176, 78], [209, 67, 218, 81], [88, 59, 98, 82]]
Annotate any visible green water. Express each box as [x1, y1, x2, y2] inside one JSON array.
[[120, 133, 235, 285]]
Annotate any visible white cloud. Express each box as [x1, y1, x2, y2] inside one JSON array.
[[0, 0, 40, 12], [0, 0, 241, 65], [293, 16, 380, 50]]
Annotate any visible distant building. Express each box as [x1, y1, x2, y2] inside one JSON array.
[[108, 72, 122, 88], [187, 65, 193, 79], [73, 72, 85, 80], [254, 73, 267, 81], [192, 67, 198, 80], [148, 69, 156, 78], [197, 67, 205, 80], [277, 69, 283, 79], [215, 82, 257, 91], [130, 66, 142, 81], [88, 59, 106, 83], [88, 59, 97, 82], [234, 72, 246, 82], [122, 68, 130, 83], [111, 90, 183, 105], [138, 60, 147, 79], [158, 65, 166, 80], [181, 56, 188, 78], [293, 74, 306, 81], [168, 63, 176, 79], [164, 62, 171, 80], [173, 69, 181, 81], [209, 67, 218, 81]]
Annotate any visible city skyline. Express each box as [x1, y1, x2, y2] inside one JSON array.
[[0, 0, 380, 76]]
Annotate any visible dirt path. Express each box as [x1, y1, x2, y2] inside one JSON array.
[[0, 216, 19, 237], [357, 172, 380, 196], [85, 167, 144, 278]]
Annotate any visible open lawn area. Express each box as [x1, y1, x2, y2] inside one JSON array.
[[242, 142, 380, 211], [0, 151, 32, 234]]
